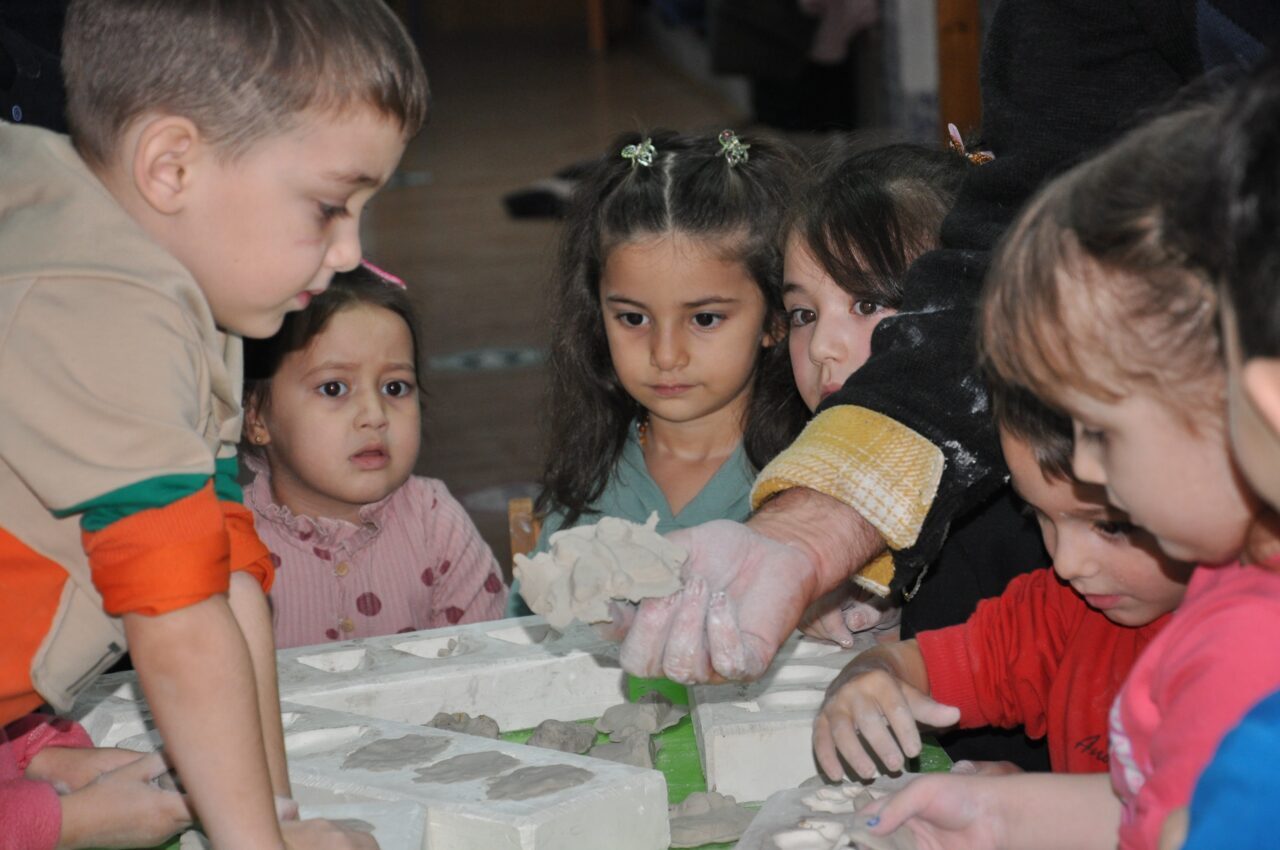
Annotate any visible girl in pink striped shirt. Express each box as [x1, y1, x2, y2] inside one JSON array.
[[242, 264, 507, 649]]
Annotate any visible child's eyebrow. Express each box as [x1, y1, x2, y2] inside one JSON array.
[[783, 281, 808, 295], [684, 296, 739, 309], [322, 169, 381, 188], [302, 360, 359, 376]]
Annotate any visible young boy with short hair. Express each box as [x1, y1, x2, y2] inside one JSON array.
[[0, 1, 428, 846], [813, 384, 1189, 780]]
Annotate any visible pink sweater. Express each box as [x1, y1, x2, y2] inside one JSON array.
[[1, 714, 93, 850], [1110, 561, 1280, 850], [245, 464, 508, 649]]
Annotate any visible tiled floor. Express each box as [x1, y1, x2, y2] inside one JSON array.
[[363, 25, 743, 574]]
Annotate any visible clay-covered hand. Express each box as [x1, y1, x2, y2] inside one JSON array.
[[55, 752, 192, 850], [25, 746, 149, 793], [856, 774, 1005, 850], [619, 520, 819, 683], [799, 584, 860, 647], [281, 819, 381, 850], [813, 663, 960, 780], [801, 584, 902, 647]]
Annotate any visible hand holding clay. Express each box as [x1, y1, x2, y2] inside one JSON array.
[[814, 663, 959, 780], [514, 513, 685, 630], [281, 818, 380, 850], [55, 752, 192, 850], [619, 519, 820, 683]]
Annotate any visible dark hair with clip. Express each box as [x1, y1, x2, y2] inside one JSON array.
[[539, 128, 808, 525], [242, 264, 422, 452], [788, 141, 967, 310]]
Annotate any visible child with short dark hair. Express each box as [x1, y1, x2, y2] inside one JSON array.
[[243, 266, 507, 649], [0, 0, 427, 846], [860, 97, 1280, 850], [813, 381, 1186, 779]]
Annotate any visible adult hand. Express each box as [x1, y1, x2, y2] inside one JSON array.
[[619, 489, 884, 684], [619, 519, 820, 683], [56, 752, 192, 850], [281, 818, 380, 850], [813, 663, 960, 779]]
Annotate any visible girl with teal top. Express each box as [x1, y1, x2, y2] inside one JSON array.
[[508, 128, 809, 615]]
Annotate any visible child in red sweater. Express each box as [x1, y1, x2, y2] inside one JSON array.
[[813, 384, 1190, 780]]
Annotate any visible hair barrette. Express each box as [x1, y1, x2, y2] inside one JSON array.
[[621, 138, 657, 169], [360, 259, 407, 289], [718, 129, 750, 166], [947, 123, 994, 166]]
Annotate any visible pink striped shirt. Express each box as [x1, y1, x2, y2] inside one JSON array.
[[245, 463, 508, 650]]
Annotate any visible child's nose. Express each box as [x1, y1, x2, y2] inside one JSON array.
[[650, 326, 687, 371], [325, 219, 363, 273], [355, 389, 389, 429], [808, 317, 845, 365], [1053, 530, 1100, 581]]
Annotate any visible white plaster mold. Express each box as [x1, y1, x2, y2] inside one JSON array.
[[689, 634, 875, 803], [82, 699, 668, 850]]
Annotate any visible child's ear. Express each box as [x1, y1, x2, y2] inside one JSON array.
[[1242, 359, 1280, 439], [243, 406, 273, 448], [762, 313, 787, 348], [131, 115, 201, 215]]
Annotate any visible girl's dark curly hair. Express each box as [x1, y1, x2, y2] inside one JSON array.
[[539, 128, 807, 525]]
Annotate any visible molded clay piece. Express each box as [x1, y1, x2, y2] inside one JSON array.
[[427, 711, 501, 739], [486, 764, 595, 800], [668, 791, 758, 847], [513, 513, 685, 629], [527, 718, 597, 754], [412, 751, 521, 784], [341, 733, 451, 771], [595, 692, 688, 741], [588, 730, 659, 769]]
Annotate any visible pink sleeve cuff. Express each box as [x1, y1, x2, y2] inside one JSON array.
[[917, 624, 989, 727], [4, 715, 92, 772], [0, 778, 62, 850]]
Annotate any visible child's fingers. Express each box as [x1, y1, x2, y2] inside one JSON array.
[[111, 751, 171, 783], [829, 704, 879, 779], [904, 690, 962, 732], [660, 577, 713, 684], [853, 707, 906, 774], [862, 776, 933, 835], [811, 713, 846, 781]]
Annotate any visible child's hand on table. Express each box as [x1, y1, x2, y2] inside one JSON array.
[[26, 746, 151, 793], [813, 659, 959, 780], [282, 819, 380, 850], [56, 752, 191, 849]]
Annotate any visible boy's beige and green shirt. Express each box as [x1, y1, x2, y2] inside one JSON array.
[[0, 123, 248, 716]]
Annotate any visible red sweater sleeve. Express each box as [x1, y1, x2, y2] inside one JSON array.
[[918, 569, 1083, 737]]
